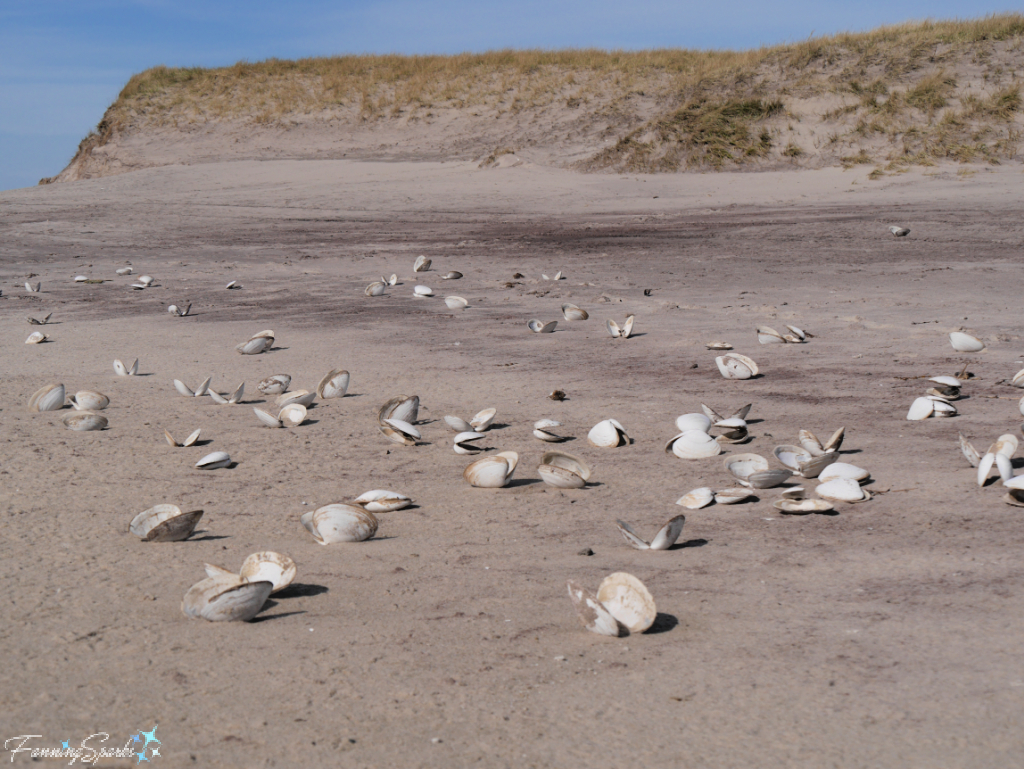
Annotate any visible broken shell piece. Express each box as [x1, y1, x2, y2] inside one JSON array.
[[470, 408, 496, 432], [561, 303, 589, 321], [71, 391, 109, 411], [715, 488, 753, 504], [774, 499, 834, 514], [567, 580, 622, 637], [165, 428, 201, 447], [665, 430, 721, 459], [278, 403, 307, 427], [705, 341, 732, 350], [588, 418, 629, 448], [528, 319, 558, 333], [597, 573, 657, 634], [25, 331, 47, 344], [889, 225, 910, 237], [130, 504, 204, 542], [414, 255, 431, 272], [615, 515, 685, 551], [757, 326, 786, 345], [351, 490, 411, 513], [413, 285, 433, 297], [537, 451, 591, 489], [716, 353, 759, 380], [317, 369, 350, 399], [277, 390, 316, 408], [27, 383, 65, 412], [302, 503, 378, 544], [182, 576, 272, 622], [532, 419, 565, 442], [258, 374, 292, 395], [195, 451, 231, 470], [62, 411, 107, 431], [463, 451, 518, 488], [445, 296, 468, 310], [365, 281, 386, 297], [239, 552, 296, 593], [453, 431, 485, 454], [817, 463, 870, 483], [27, 313, 52, 325], [441, 271, 463, 280], [959, 432, 981, 467], [676, 487, 715, 509], [815, 478, 870, 503], [949, 331, 984, 352], [113, 358, 139, 376]]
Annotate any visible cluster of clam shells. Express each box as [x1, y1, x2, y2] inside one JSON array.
[[757, 325, 810, 344], [567, 573, 656, 636], [182, 552, 296, 622], [377, 395, 421, 445], [960, 433, 1022, 503], [446, 408, 496, 453], [907, 375, 963, 420], [665, 408, 751, 459], [236, 330, 274, 355], [26, 383, 110, 431]]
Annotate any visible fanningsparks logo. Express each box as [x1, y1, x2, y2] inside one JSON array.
[[5, 725, 161, 765]]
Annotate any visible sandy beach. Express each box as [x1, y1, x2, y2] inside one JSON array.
[[2, 158, 1024, 767]]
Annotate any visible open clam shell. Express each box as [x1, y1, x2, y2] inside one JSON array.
[[676, 487, 715, 509], [28, 383, 65, 412], [715, 488, 753, 504], [537, 451, 591, 489], [949, 331, 984, 352], [715, 353, 759, 380], [712, 417, 749, 444], [532, 419, 565, 442], [756, 326, 786, 345], [351, 490, 411, 513], [130, 504, 204, 542], [588, 418, 629, 448], [724, 453, 769, 484], [615, 515, 685, 551], [378, 395, 419, 424], [301, 504, 378, 544], [112, 358, 139, 376], [239, 551, 297, 594], [471, 408, 496, 432], [797, 451, 840, 478], [597, 573, 657, 634], [528, 319, 558, 333], [382, 418, 421, 442], [567, 580, 622, 637], [561, 303, 589, 321], [277, 389, 316, 408], [62, 411, 108, 431], [666, 430, 721, 459], [27, 313, 52, 325], [195, 451, 231, 469], [463, 451, 518, 488], [453, 431, 485, 454], [414, 255, 431, 272], [182, 575, 272, 622], [365, 281, 386, 297], [773, 499, 834, 514], [165, 428, 201, 447], [258, 374, 291, 395], [278, 403, 307, 427], [316, 369, 349, 399], [774, 445, 811, 472]]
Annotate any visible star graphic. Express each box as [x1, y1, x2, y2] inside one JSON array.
[[139, 726, 160, 750], [151, 748, 160, 757], [62, 741, 70, 750], [136, 751, 149, 764]]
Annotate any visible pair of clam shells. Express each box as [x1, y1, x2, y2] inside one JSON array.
[[961, 432, 1018, 486], [69, 390, 108, 410], [377, 395, 421, 445], [209, 382, 245, 405], [25, 331, 48, 344], [538, 451, 591, 488], [588, 419, 629, 448], [174, 377, 211, 397], [533, 419, 566, 442], [925, 375, 962, 400], [773, 443, 841, 478], [757, 325, 808, 344], [27, 313, 52, 325], [348, 490, 412, 513], [254, 403, 307, 428], [567, 573, 656, 636], [131, 504, 205, 541], [562, 304, 588, 321], [463, 451, 519, 488], [236, 330, 274, 355], [665, 414, 722, 459], [772, 487, 835, 514], [675, 487, 753, 507], [302, 503, 379, 543], [606, 315, 634, 338], [949, 331, 984, 352], [616, 515, 685, 550], [542, 271, 563, 281], [528, 319, 558, 333], [165, 428, 201, 447], [25, 282, 41, 292], [715, 353, 759, 380], [204, 552, 296, 595], [725, 454, 793, 489], [907, 395, 957, 420], [167, 303, 191, 316], [445, 408, 496, 433], [114, 358, 139, 376]]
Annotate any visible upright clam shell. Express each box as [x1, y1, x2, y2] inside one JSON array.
[[676, 487, 715, 509], [278, 404, 307, 427], [253, 408, 282, 428], [561, 303, 589, 321], [597, 573, 657, 634], [444, 296, 468, 310], [666, 430, 721, 459], [445, 415, 475, 432], [676, 413, 712, 433], [195, 451, 231, 469], [236, 337, 269, 355], [588, 418, 628, 448], [258, 374, 291, 395], [616, 515, 685, 551], [606, 319, 622, 338], [463, 452, 518, 488], [71, 391, 109, 410], [413, 285, 434, 297], [239, 551, 297, 594], [715, 353, 759, 380], [537, 451, 591, 489], [414, 255, 431, 272], [28, 383, 65, 412], [129, 504, 204, 541], [317, 369, 350, 399], [182, 576, 272, 622], [906, 397, 934, 421], [470, 408, 496, 432], [302, 504, 378, 544], [949, 332, 984, 352], [62, 412, 107, 431], [797, 452, 840, 478], [365, 281, 386, 296], [567, 580, 621, 637], [277, 390, 316, 408], [378, 395, 419, 424], [959, 432, 981, 467], [352, 490, 412, 513]]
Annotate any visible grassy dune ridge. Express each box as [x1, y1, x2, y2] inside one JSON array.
[[61, 14, 1024, 178]]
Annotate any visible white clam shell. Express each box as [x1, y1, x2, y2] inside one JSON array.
[[444, 296, 468, 310], [258, 374, 292, 395], [365, 281, 386, 296], [278, 403, 307, 427], [239, 551, 297, 593], [253, 407, 282, 428], [597, 573, 657, 634], [182, 576, 272, 622], [453, 431, 485, 454], [173, 379, 194, 397], [724, 453, 769, 483], [277, 390, 316, 408], [62, 411, 107, 431], [528, 319, 558, 333], [537, 451, 591, 489], [675, 413, 712, 433], [715, 353, 759, 380], [665, 430, 721, 459], [352, 490, 411, 513], [588, 418, 628, 448], [383, 418, 421, 440], [818, 463, 870, 483], [977, 452, 996, 486], [471, 407, 496, 432], [445, 415, 475, 432], [164, 428, 201, 447], [414, 255, 431, 272], [139, 275, 154, 286], [25, 331, 47, 344], [906, 397, 934, 420], [379, 395, 419, 424], [69, 391, 109, 411], [567, 580, 622, 637], [676, 487, 715, 509], [616, 515, 685, 551], [774, 445, 811, 471], [195, 451, 231, 469], [949, 331, 984, 352], [993, 434, 1018, 458], [463, 451, 518, 488], [815, 477, 869, 503], [959, 432, 981, 467], [301, 504, 378, 544], [236, 337, 269, 355], [1012, 368, 1024, 388], [129, 504, 204, 541], [756, 326, 786, 344], [773, 499, 834, 514], [715, 488, 753, 504], [317, 369, 350, 399], [532, 419, 564, 442], [413, 285, 434, 297], [561, 303, 589, 321], [116, 267, 133, 275], [28, 383, 65, 412]]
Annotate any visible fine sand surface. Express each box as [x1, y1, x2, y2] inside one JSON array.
[[2, 160, 1024, 768]]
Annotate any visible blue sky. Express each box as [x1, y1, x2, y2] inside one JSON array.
[[0, 2, 1017, 191]]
